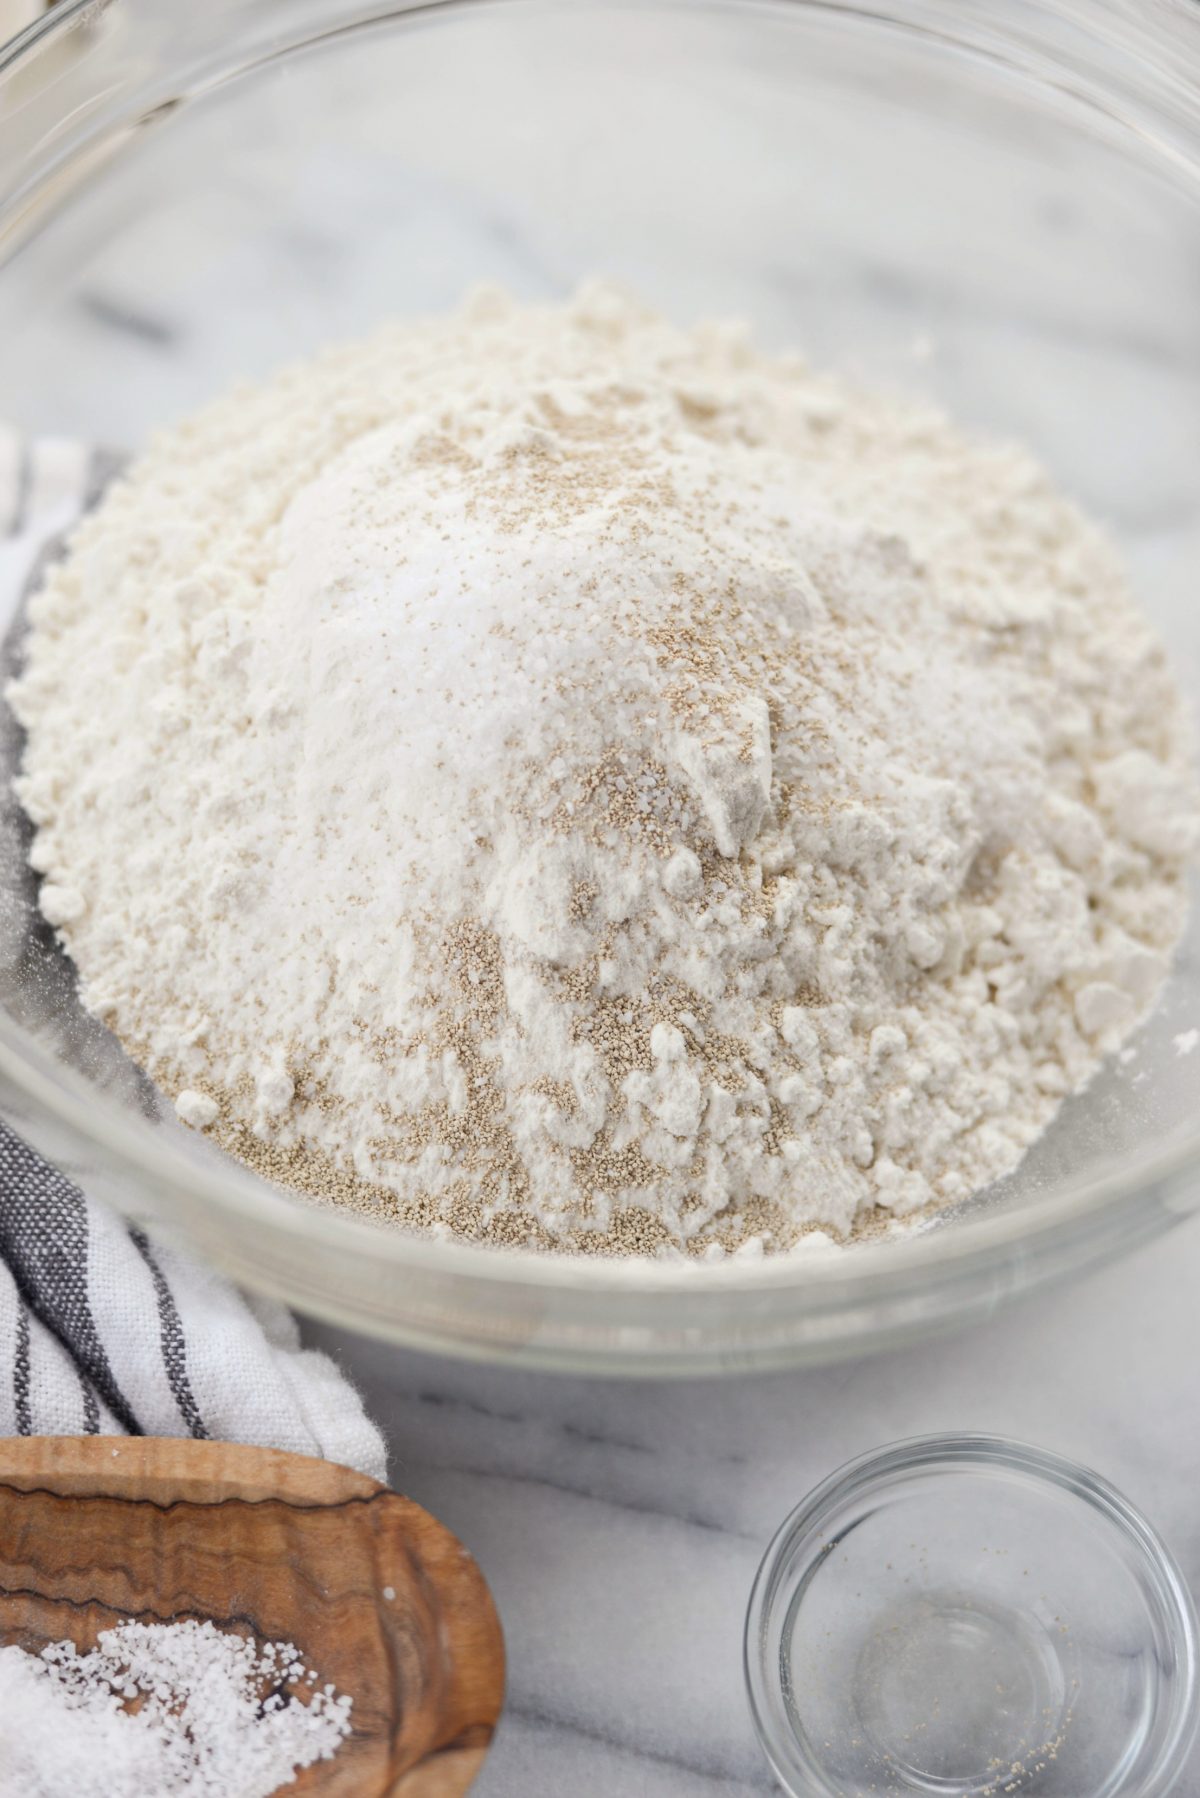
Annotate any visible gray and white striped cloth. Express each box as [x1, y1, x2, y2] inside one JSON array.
[[0, 428, 386, 1480]]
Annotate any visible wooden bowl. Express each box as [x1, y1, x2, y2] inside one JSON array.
[[0, 1436, 505, 1795]]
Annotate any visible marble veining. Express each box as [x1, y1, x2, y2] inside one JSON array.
[[308, 1221, 1200, 1794], [0, 9, 1198, 1788]]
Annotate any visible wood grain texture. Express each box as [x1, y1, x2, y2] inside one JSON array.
[[0, 1436, 505, 1795]]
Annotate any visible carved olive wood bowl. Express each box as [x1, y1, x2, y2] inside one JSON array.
[[0, 1436, 505, 1794]]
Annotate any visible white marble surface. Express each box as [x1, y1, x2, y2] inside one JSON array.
[[3, 7, 1200, 1790], [305, 1221, 1200, 1794]]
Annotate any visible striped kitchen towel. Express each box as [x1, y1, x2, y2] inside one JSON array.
[[0, 429, 386, 1479]]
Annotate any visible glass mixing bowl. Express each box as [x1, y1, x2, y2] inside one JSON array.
[[0, 0, 1197, 1373]]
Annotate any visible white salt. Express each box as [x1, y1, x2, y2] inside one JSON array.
[[0, 1618, 352, 1797]]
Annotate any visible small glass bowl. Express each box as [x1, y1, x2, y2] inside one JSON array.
[[745, 1434, 1198, 1797]]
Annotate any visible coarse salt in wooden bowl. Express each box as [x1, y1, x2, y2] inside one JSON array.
[[0, 1436, 505, 1795]]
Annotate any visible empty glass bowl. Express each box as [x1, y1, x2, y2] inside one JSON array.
[[0, 1, 1198, 1367], [745, 1434, 1199, 1796]]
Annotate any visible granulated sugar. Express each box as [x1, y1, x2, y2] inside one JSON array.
[[0, 1619, 351, 1797], [11, 286, 1197, 1256]]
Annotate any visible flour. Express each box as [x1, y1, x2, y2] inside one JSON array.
[[10, 285, 1197, 1256], [0, 1619, 351, 1797]]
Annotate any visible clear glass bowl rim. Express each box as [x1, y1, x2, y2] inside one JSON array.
[[743, 1430, 1200, 1796], [0, 0, 1198, 1364]]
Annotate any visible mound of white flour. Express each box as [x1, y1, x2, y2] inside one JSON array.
[[11, 286, 1197, 1257]]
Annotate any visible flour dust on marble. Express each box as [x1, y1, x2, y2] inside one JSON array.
[[10, 285, 1197, 1257]]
